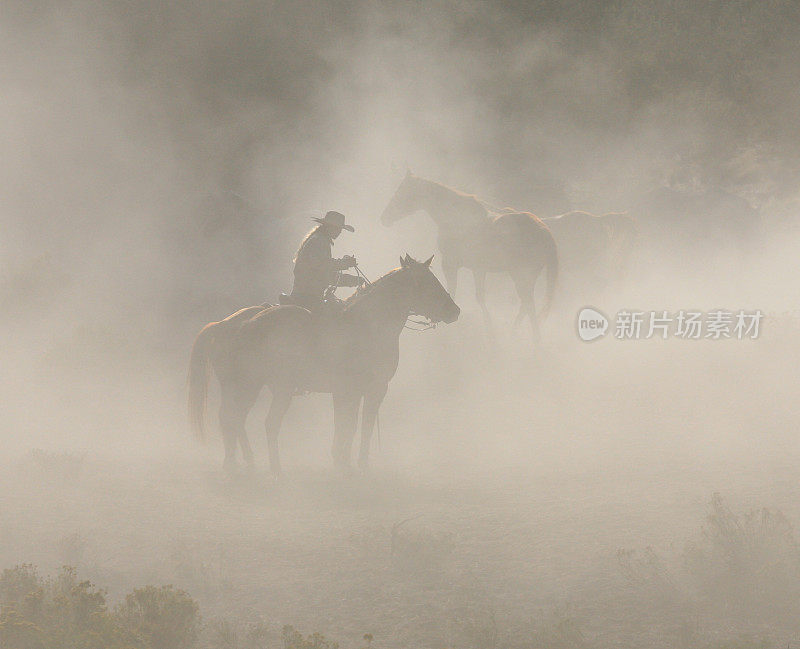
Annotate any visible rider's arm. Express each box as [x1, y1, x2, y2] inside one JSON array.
[[331, 255, 356, 271], [337, 273, 364, 288]]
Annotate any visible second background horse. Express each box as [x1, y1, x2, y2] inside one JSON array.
[[380, 171, 558, 340]]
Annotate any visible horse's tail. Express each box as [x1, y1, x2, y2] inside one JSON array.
[[539, 230, 559, 320], [187, 321, 219, 441]]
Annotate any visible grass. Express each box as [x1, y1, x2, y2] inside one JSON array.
[[3, 452, 800, 649]]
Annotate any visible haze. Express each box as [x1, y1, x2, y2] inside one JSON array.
[[2, 2, 800, 648]]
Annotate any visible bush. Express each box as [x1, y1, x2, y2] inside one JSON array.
[[683, 493, 800, 621], [116, 585, 200, 649], [207, 619, 272, 649], [281, 625, 339, 649], [0, 565, 199, 649], [0, 565, 141, 649]]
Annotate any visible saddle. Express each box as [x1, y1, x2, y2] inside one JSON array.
[[277, 288, 344, 314]]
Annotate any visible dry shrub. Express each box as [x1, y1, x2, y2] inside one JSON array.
[[683, 493, 800, 622], [281, 625, 339, 649], [116, 584, 200, 649], [206, 618, 272, 649]]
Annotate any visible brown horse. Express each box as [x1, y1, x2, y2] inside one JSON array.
[[543, 211, 638, 287], [188, 255, 460, 475], [380, 172, 558, 339]]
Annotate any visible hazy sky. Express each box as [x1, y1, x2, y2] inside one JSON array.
[[2, 0, 799, 382]]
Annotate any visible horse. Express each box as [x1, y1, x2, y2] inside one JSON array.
[[542, 210, 639, 290], [632, 185, 760, 257], [187, 255, 460, 475], [380, 171, 558, 339]]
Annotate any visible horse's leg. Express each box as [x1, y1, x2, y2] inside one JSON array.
[[511, 269, 543, 344], [264, 388, 292, 476], [510, 281, 533, 332], [218, 381, 255, 475], [512, 304, 525, 330], [510, 272, 529, 333], [332, 391, 360, 470], [238, 423, 256, 474], [472, 268, 493, 333], [358, 384, 388, 472], [233, 384, 261, 473], [527, 295, 541, 343]]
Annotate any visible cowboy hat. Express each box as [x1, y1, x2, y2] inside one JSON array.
[[312, 211, 355, 232]]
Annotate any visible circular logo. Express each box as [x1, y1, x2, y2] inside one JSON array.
[[577, 307, 609, 342]]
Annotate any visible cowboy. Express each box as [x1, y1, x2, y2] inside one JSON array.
[[286, 211, 364, 311]]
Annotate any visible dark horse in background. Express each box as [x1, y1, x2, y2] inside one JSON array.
[[632, 185, 760, 259], [188, 255, 460, 475], [542, 210, 639, 295], [380, 171, 558, 339]]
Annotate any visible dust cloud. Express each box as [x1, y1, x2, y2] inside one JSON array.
[[2, 2, 800, 648]]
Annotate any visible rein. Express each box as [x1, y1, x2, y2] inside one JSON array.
[[351, 263, 437, 332], [353, 263, 372, 286], [404, 316, 437, 331]]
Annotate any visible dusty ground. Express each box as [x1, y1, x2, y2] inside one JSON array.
[[3, 306, 799, 649]]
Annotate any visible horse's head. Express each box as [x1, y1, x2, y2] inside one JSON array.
[[398, 254, 460, 324], [381, 170, 420, 226]]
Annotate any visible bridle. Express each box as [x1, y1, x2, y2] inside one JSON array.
[[404, 315, 437, 332], [351, 263, 437, 332]]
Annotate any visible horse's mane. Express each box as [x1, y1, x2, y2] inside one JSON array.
[[548, 210, 631, 220], [410, 174, 495, 210], [413, 175, 530, 217], [341, 266, 404, 311], [411, 174, 475, 199], [548, 210, 599, 221]]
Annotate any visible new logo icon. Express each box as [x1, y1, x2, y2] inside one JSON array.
[[577, 307, 608, 342]]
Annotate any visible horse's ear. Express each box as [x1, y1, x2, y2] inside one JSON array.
[[423, 254, 434, 267], [400, 255, 408, 268]]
